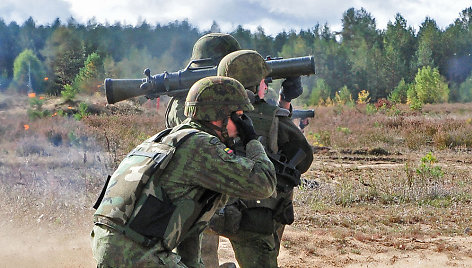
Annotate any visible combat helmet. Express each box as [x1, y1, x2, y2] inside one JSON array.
[[191, 33, 241, 67], [217, 50, 271, 92], [185, 76, 253, 121]]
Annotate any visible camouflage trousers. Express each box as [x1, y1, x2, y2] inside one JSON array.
[[229, 222, 283, 268], [201, 223, 284, 268], [91, 225, 188, 268]]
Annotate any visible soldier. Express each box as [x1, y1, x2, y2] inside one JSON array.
[[91, 76, 276, 268], [164, 33, 312, 267], [165, 33, 241, 128], [208, 50, 313, 268], [163, 33, 241, 268]]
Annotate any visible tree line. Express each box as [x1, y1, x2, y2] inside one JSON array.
[[1, 7, 472, 107]]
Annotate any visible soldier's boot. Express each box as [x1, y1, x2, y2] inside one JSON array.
[[219, 262, 236, 268]]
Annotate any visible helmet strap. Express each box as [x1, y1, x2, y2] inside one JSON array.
[[220, 117, 231, 144], [199, 118, 233, 146]]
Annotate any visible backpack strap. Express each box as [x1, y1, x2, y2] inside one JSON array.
[[93, 128, 200, 247], [92, 175, 111, 210]]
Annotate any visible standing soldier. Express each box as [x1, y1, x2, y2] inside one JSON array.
[[165, 33, 241, 128], [165, 33, 313, 267], [91, 76, 276, 268], [164, 32, 242, 268], [208, 50, 313, 268]]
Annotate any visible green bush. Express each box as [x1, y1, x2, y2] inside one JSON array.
[[413, 66, 449, 104], [337, 126, 351, 135], [27, 97, 50, 120], [309, 79, 331, 106], [73, 102, 90, 121], [407, 84, 423, 111], [11, 49, 46, 93], [457, 74, 472, 102], [335, 86, 354, 106], [389, 79, 409, 104], [62, 84, 76, 101], [73, 52, 104, 94], [416, 152, 444, 182], [365, 103, 376, 115]]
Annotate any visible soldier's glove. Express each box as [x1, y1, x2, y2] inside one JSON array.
[[231, 113, 258, 145], [279, 76, 303, 102]]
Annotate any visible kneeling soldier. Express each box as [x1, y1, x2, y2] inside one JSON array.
[[91, 76, 276, 268]]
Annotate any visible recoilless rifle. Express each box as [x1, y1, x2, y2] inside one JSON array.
[[291, 109, 315, 130], [291, 109, 315, 120], [104, 56, 316, 104]]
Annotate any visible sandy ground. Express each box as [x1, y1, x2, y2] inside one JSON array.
[[1, 150, 471, 267], [1, 218, 471, 268], [0, 220, 95, 268], [216, 225, 472, 268], [1, 97, 472, 267]]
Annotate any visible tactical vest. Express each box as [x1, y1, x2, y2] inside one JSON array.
[[245, 100, 289, 154], [93, 126, 215, 249], [229, 100, 295, 232]]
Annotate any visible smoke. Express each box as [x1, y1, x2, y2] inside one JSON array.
[[0, 114, 113, 227]]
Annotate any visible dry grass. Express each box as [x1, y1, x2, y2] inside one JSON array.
[[304, 103, 472, 152], [293, 102, 472, 244], [83, 113, 166, 165], [0, 92, 166, 229], [2, 92, 472, 262]]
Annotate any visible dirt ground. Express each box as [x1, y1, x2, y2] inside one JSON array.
[[1, 95, 472, 267], [1, 196, 472, 268], [1, 153, 472, 268]]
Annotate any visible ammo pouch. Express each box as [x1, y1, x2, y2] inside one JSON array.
[[236, 198, 278, 235], [93, 128, 198, 247], [128, 192, 175, 240], [209, 201, 243, 236], [273, 199, 294, 225], [237, 195, 295, 234], [239, 207, 274, 235]]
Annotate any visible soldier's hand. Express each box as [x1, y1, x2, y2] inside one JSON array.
[[231, 113, 258, 145], [279, 76, 303, 102]]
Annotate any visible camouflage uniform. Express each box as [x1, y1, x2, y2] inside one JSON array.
[[165, 33, 241, 128], [223, 109, 312, 268], [164, 39, 312, 267], [211, 50, 313, 268], [92, 76, 276, 268]]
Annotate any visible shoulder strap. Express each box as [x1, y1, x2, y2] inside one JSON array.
[[153, 128, 173, 142], [92, 175, 111, 210], [276, 107, 290, 117], [247, 102, 279, 153], [161, 128, 199, 148]]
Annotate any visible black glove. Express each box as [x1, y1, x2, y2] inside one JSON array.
[[231, 113, 258, 145], [279, 76, 303, 102]]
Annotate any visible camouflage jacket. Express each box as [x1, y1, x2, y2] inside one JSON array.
[[159, 120, 276, 199], [165, 93, 313, 178], [165, 94, 187, 128], [94, 120, 276, 251]]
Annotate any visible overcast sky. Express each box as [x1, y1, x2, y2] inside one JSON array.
[[1, 0, 471, 35]]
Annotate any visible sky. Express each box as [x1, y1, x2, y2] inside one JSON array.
[[1, 0, 471, 36]]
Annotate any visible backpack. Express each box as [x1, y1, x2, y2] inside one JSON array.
[[93, 127, 198, 246]]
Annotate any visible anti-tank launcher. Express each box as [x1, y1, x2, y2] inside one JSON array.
[[104, 56, 316, 104]]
